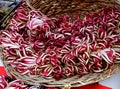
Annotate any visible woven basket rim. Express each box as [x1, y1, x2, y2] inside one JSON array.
[[26, 0, 120, 17], [2, 58, 120, 87]]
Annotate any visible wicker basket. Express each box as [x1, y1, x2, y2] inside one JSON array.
[[1, 0, 120, 88], [26, 0, 120, 17]]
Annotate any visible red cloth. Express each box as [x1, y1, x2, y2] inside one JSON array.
[[71, 83, 112, 89], [0, 66, 8, 76]]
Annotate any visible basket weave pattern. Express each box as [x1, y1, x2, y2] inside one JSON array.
[[27, 0, 119, 17]]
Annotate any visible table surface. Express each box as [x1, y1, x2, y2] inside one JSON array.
[[100, 70, 120, 89]]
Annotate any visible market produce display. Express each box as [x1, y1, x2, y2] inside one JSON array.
[[0, 0, 120, 81]]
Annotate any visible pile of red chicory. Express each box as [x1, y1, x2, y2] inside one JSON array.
[[0, 76, 31, 89], [0, 2, 120, 80], [0, 76, 58, 89]]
